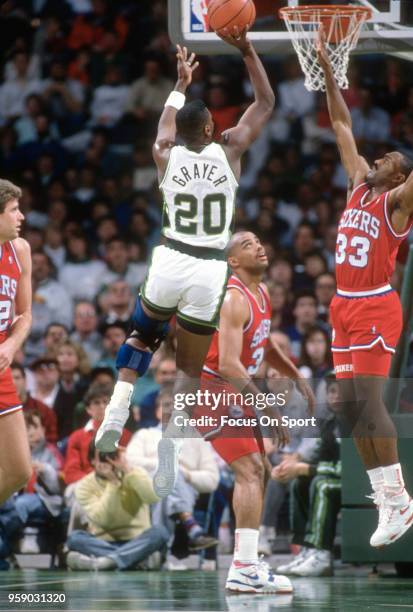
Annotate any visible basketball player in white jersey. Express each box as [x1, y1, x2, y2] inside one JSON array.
[[97, 29, 275, 497]]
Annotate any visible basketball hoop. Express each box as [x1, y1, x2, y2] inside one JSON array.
[[279, 5, 372, 92]]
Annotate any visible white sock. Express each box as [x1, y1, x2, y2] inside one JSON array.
[[367, 467, 384, 492], [108, 381, 133, 414], [233, 528, 259, 563], [382, 463, 404, 490], [382, 463, 409, 504]]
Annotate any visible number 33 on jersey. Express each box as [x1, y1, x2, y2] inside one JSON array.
[[335, 182, 412, 295], [160, 142, 237, 249]]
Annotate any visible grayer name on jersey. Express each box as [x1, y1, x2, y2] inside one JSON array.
[[251, 319, 271, 349], [0, 274, 17, 299], [338, 208, 380, 239], [172, 162, 228, 188]]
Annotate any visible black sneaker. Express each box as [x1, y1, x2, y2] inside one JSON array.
[[188, 534, 219, 552]]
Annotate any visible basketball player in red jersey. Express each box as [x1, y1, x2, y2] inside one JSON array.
[[0, 180, 32, 503], [317, 32, 413, 547], [201, 231, 315, 593]]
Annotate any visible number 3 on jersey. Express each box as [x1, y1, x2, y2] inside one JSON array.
[[336, 233, 370, 268]]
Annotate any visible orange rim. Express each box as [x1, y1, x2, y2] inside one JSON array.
[[279, 5, 372, 22]]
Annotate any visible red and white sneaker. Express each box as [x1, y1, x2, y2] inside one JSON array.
[[370, 492, 413, 547], [225, 560, 293, 594]]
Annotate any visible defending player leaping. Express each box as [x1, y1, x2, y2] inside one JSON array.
[[96, 29, 275, 498], [317, 30, 413, 547], [200, 231, 314, 593], [0, 180, 32, 503]]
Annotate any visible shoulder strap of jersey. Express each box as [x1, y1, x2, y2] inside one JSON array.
[[227, 278, 254, 332], [383, 191, 413, 240]]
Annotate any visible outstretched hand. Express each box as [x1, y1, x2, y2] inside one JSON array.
[[316, 24, 331, 72], [176, 44, 199, 87], [216, 25, 252, 53]]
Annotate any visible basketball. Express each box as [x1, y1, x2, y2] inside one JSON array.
[[208, 0, 256, 34]]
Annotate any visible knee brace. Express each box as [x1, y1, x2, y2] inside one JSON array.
[[116, 343, 153, 376], [130, 297, 170, 352]]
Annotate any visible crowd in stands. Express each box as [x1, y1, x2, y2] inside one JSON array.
[[0, 0, 412, 573]]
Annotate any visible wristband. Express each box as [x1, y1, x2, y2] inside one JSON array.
[[165, 91, 186, 110]]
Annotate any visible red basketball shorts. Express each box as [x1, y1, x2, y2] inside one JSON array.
[[197, 373, 264, 465], [330, 290, 402, 378], [0, 367, 22, 416]]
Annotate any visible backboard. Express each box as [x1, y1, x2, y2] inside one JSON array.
[[168, 0, 413, 55]]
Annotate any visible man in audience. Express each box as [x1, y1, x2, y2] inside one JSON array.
[[66, 440, 168, 571], [70, 302, 102, 366]]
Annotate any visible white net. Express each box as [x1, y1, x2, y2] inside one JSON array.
[[280, 6, 371, 92]]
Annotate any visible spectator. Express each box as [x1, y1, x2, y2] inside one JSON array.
[[99, 280, 133, 326], [274, 374, 341, 577], [207, 86, 241, 139], [299, 326, 333, 387], [96, 322, 127, 372], [126, 56, 173, 129], [41, 59, 85, 136], [90, 64, 129, 128], [283, 291, 319, 359], [59, 232, 105, 301], [126, 391, 220, 555], [267, 281, 288, 331], [137, 357, 177, 429], [30, 356, 60, 408], [315, 273, 336, 322], [0, 410, 63, 566], [54, 340, 90, 440], [44, 225, 66, 270], [99, 237, 148, 293], [11, 363, 58, 444], [32, 251, 73, 329], [351, 88, 391, 145], [66, 441, 168, 571], [70, 302, 102, 367], [43, 322, 69, 356], [63, 384, 131, 489], [0, 51, 43, 121]]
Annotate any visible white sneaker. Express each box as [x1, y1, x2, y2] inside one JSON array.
[[290, 549, 333, 577], [153, 438, 180, 498], [276, 547, 311, 574], [67, 551, 97, 571], [95, 405, 129, 452], [19, 533, 40, 554], [225, 560, 293, 594], [370, 492, 413, 547]]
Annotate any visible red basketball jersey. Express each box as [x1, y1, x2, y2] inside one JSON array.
[[0, 241, 21, 344], [335, 182, 413, 295], [203, 275, 271, 377]]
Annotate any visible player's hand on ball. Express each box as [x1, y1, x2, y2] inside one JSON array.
[[217, 25, 251, 52], [296, 377, 316, 416], [176, 45, 199, 87]]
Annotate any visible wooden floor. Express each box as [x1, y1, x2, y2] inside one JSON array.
[[0, 557, 412, 611]]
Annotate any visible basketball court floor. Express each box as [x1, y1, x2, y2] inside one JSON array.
[[0, 556, 411, 611]]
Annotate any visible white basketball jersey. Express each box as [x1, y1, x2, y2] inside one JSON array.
[[159, 142, 238, 249]]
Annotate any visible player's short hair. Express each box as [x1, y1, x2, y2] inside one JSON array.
[[0, 179, 21, 213], [400, 154, 413, 180], [176, 100, 209, 144]]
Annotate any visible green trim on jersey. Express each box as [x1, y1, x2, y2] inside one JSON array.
[[165, 237, 226, 261], [218, 143, 239, 187], [140, 293, 176, 316]]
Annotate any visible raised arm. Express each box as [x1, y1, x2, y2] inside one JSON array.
[[152, 45, 199, 179], [218, 28, 275, 165], [316, 28, 369, 189]]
